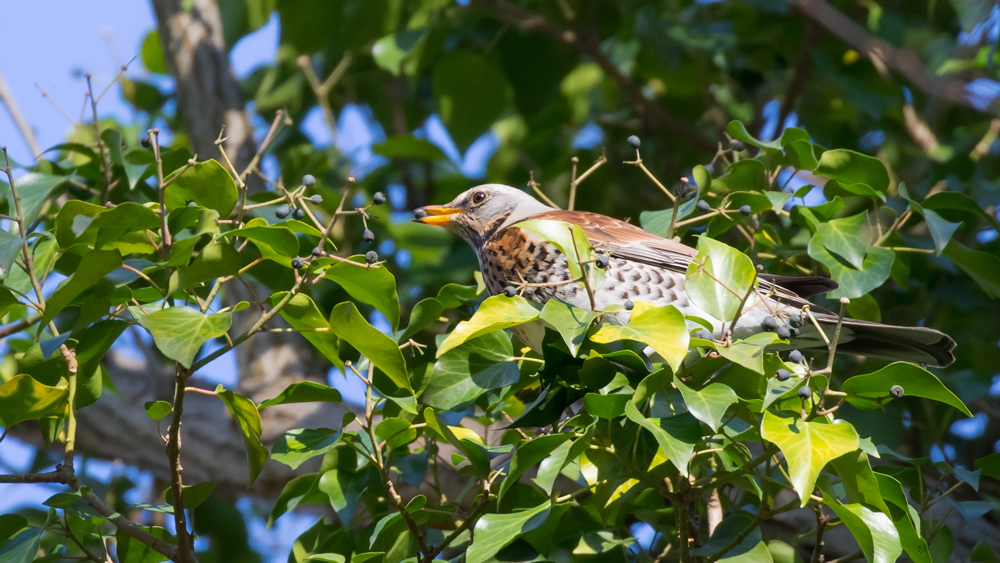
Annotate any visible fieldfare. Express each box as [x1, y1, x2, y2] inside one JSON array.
[[414, 184, 955, 367]]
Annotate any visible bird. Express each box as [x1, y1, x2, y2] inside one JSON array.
[[413, 184, 955, 367]]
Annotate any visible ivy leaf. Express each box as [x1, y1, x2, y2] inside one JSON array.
[[0, 230, 22, 280], [808, 237, 893, 299], [716, 332, 782, 374], [164, 159, 239, 216], [685, 236, 756, 322], [320, 258, 400, 331], [223, 219, 300, 264], [815, 212, 873, 270], [466, 501, 551, 563], [584, 393, 632, 419], [41, 249, 122, 327], [943, 240, 1000, 299], [590, 302, 689, 372], [0, 374, 68, 427], [164, 481, 216, 511], [876, 473, 931, 563], [516, 218, 596, 281], [539, 299, 597, 356], [328, 302, 410, 392], [761, 411, 859, 506], [269, 293, 343, 370], [727, 120, 780, 151], [689, 515, 771, 562], [922, 209, 962, 256], [498, 434, 573, 501], [375, 417, 418, 450], [0, 172, 67, 227], [216, 384, 269, 486], [814, 149, 890, 194], [624, 401, 700, 476], [821, 487, 902, 563], [675, 380, 738, 432], [436, 295, 540, 357], [259, 381, 342, 409], [144, 400, 172, 421], [138, 304, 245, 368], [842, 362, 971, 417], [421, 331, 519, 410], [272, 428, 341, 469]]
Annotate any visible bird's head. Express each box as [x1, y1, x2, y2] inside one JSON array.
[[413, 184, 552, 248]]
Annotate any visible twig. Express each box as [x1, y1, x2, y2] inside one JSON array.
[[166, 365, 195, 563], [567, 153, 606, 211], [0, 69, 41, 158]]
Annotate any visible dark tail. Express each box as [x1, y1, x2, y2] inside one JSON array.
[[811, 314, 956, 368]]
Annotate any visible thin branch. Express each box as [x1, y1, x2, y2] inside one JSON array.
[[0, 69, 41, 158]]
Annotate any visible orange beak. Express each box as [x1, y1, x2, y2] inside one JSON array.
[[413, 205, 463, 226]]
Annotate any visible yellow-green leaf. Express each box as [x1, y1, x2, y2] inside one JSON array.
[[436, 295, 539, 357], [590, 302, 689, 372]]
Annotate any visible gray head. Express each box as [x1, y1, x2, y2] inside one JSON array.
[[413, 184, 553, 250]]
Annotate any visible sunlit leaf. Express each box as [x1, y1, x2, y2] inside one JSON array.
[[164, 159, 239, 216], [216, 384, 269, 486], [842, 362, 971, 417], [138, 304, 245, 368], [686, 236, 756, 322], [624, 401, 700, 476], [436, 295, 539, 357], [422, 331, 519, 410], [675, 379, 738, 431], [590, 302, 689, 372], [466, 501, 551, 563]]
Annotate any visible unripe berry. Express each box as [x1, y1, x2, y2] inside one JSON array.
[[624, 300, 635, 311], [788, 350, 804, 363], [797, 386, 811, 400], [503, 286, 516, 298], [777, 326, 791, 340], [362, 229, 375, 243], [372, 192, 387, 205], [310, 194, 323, 204], [365, 251, 378, 264], [739, 205, 752, 216], [696, 200, 711, 212], [292, 208, 305, 220], [141, 135, 152, 149], [311, 247, 323, 257], [890, 385, 904, 399], [275, 204, 291, 219], [775, 368, 791, 381], [732, 140, 747, 152], [302, 174, 316, 187], [627, 135, 641, 149], [595, 255, 609, 269], [761, 316, 777, 331], [788, 313, 802, 328], [413, 208, 427, 220], [291, 257, 305, 269]]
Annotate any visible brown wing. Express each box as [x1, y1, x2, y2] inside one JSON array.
[[524, 209, 837, 313]]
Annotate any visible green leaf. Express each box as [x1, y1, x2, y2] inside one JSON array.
[[422, 331, 519, 410], [784, 139, 820, 170], [328, 302, 410, 391], [41, 249, 122, 327], [144, 400, 172, 421], [164, 481, 216, 511], [822, 488, 902, 563], [534, 426, 595, 495], [0, 514, 27, 543], [436, 295, 540, 357], [0, 230, 22, 279], [761, 411, 859, 506], [466, 501, 551, 563], [268, 473, 323, 526], [216, 384, 269, 485], [433, 51, 511, 151], [373, 135, 446, 160], [0, 172, 67, 227], [375, 418, 418, 450], [690, 515, 772, 562], [875, 473, 931, 563], [842, 362, 971, 416], [0, 374, 68, 426], [721, 159, 768, 192], [103, 129, 150, 189], [164, 159, 239, 216], [223, 220, 299, 264], [138, 304, 243, 368], [320, 258, 400, 330], [141, 30, 168, 74], [922, 209, 962, 256], [539, 299, 597, 356], [259, 381, 342, 409], [808, 237, 894, 299], [584, 393, 632, 419], [815, 212, 873, 270], [676, 380, 738, 431], [273, 428, 341, 469], [717, 332, 782, 374], [624, 401, 700, 476], [0, 525, 44, 563], [943, 240, 1000, 299], [372, 28, 428, 76], [498, 434, 573, 501], [116, 525, 173, 563], [814, 149, 890, 194], [590, 302, 689, 372], [167, 240, 242, 294], [639, 197, 699, 237], [686, 236, 757, 322], [951, 0, 995, 31], [423, 407, 490, 477], [269, 293, 343, 370], [727, 120, 780, 151]]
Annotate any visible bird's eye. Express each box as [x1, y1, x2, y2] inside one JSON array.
[[471, 191, 488, 205]]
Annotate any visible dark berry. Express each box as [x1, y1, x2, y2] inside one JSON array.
[[365, 251, 378, 264], [797, 386, 812, 400], [761, 316, 777, 331], [292, 208, 305, 220], [291, 257, 305, 269], [595, 255, 609, 269], [362, 229, 375, 243], [311, 247, 323, 257], [788, 350, 804, 363], [777, 326, 791, 340], [739, 205, 752, 216], [140, 135, 152, 149], [503, 286, 517, 298], [890, 385, 904, 399], [776, 368, 791, 382], [372, 192, 387, 205], [731, 141, 747, 152], [788, 313, 802, 328], [788, 327, 799, 338], [413, 208, 427, 220], [696, 200, 711, 212], [627, 135, 641, 149], [302, 174, 316, 187], [624, 300, 635, 311], [275, 204, 291, 219], [310, 194, 323, 204]]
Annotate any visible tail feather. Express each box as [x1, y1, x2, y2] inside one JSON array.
[[811, 314, 956, 367]]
